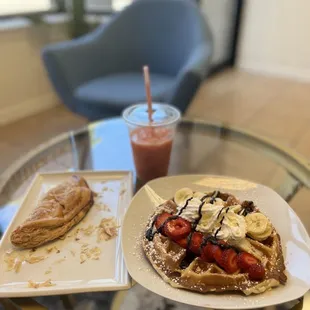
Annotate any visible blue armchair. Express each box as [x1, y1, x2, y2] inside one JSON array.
[[42, 0, 213, 120]]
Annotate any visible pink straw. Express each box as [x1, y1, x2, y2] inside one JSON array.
[[143, 65, 153, 123]]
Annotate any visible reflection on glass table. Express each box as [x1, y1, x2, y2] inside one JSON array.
[[0, 118, 309, 310]]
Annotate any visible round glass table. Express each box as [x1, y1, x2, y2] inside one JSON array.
[[0, 118, 309, 310]]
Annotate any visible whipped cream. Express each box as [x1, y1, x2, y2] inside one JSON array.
[[215, 211, 246, 242], [177, 197, 201, 222], [174, 188, 247, 242], [196, 199, 226, 233]]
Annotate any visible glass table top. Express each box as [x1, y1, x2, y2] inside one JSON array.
[[0, 118, 309, 310]]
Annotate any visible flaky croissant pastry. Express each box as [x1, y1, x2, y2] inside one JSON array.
[[10, 175, 94, 249]]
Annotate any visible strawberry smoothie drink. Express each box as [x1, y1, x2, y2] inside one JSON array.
[[122, 103, 180, 182]]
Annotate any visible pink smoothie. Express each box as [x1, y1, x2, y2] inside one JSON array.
[[130, 127, 173, 182]]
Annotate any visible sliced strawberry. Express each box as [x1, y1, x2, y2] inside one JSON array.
[[237, 252, 258, 271], [188, 232, 203, 255], [201, 242, 223, 262], [164, 217, 191, 241], [248, 263, 265, 281], [213, 245, 223, 266], [175, 238, 188, 249], [201, 242, 218, 262], [155, 212, 172, 231], [201, 242, 214, 262], [220, 249, 239, 274]]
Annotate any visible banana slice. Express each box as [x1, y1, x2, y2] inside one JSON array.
[[174, 188, 193, 207], [193, 191, 206, 200], [245, 212, 272, 241]]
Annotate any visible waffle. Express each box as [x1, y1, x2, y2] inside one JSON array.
[[143, 192, 287, 295]]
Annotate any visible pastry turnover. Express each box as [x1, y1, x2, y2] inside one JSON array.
[[11, 175, 94, 249]]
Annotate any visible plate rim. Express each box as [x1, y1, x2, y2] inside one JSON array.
[[0, 170, 133, 297], [122, 174, 310, 309]]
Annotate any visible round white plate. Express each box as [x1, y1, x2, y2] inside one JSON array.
[[122, 175, 310, 309]]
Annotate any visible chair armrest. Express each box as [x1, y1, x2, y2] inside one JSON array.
[[178, 43, 212, 79], [42, 27, 108, 96], [169, 43, 212, 112]]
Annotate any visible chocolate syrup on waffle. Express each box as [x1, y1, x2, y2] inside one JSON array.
[[177, 197, 193, 216], [145, 215, 179, 241], [192, 191, 219, 230], [214, 216, 225, 238], [238, 200, 255, 216]]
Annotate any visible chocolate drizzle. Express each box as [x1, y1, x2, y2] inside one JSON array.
[[200, 234, 212, 252], [199, 234, 231, 253], [145, 215, 178, 241], [209, 191, 219, 204], [186, 232, 194, 252], [180, 251, 196, 269], [177, 197, 193, 216], [214, 216, 225, 238], [217, 206, 227, 220], [239, 200, 255, 216], [192, 191, 219, 230], [146, 191, 237, 245], [200, 194, 209, 202]]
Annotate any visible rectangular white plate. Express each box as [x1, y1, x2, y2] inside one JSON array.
[[0, 170, 133, 297]]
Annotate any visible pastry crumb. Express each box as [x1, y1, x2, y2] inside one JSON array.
[[97, 217, 119, 242], [95, 204, 111, 212], [80, 245, 101, 263], [53, 258, 66, 264], [45, 268, 52, 275], [46, 246, 59, 254], [4, 250, 48, 273], [80, 225, 95, 236], [14, 258, 22, 273], [26, 255, 46, 264], [28, 279, 55, 289], [4, 251, 23, 272]]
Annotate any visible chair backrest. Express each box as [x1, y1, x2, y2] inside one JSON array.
[[96, 0, 211, 76]]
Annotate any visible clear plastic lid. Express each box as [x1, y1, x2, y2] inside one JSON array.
[[122, 103, 181, 127]]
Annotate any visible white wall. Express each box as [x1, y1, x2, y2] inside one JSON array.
[[237, 0, 310, 82], [0, 21, 68, 125], [0, 0, 51, 16]]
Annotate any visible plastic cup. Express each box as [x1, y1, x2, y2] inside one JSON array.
[[122, 103, 181, 183]]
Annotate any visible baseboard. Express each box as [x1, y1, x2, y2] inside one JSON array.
[[237, 60, 310, 83], [0, 93, 60, 126]]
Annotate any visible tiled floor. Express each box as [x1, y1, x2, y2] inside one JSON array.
[[0, 68, 310, 226]]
